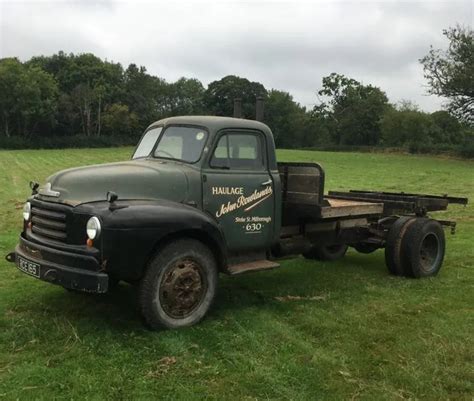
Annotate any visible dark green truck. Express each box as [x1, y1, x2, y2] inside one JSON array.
[[6, 116, 468, 329]]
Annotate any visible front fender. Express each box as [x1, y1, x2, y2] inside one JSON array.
[[76, 199, 226, 280]]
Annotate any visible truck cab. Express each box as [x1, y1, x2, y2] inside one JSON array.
[[132, 116, 282, 254], [7, 116, 467, 330]]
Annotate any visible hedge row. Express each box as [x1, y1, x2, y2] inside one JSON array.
[[302, 141, 474, 159], [0, 134, 473, 159]]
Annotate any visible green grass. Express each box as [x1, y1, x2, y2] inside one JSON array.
[[0, 148, 473, 400]]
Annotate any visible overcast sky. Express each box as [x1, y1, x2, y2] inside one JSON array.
[[1, 0, 472, 111]]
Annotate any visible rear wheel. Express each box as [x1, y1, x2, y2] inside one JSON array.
[[303, 244, 348, 261], [384, 216, 416, 276], [400, 219, 445, 278], [138, 239, 218, 330]]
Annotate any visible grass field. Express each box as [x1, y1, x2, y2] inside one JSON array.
[[0, 148, 473, 400]]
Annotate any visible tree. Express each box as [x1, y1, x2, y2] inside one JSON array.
[[70, 83, 97, 136], [265, 89, 312, 148], [67, 54, 123, 136], [28, 52, 124, 136], [430, 110, 462, 144], [420, 26, 474, 124], [102, 103, 139, 136], [381, 101, 464, 147], [123, 64, 162, 128], [314, 73, 389, 145], [0, 58, 26, 137], [166, 78, 205, 116], [381, 108, 434, 147], [0, 58, 58, 137], [204, 75, 267, 119]]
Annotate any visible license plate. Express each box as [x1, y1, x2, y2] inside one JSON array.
[[17, 256, 41, 278]]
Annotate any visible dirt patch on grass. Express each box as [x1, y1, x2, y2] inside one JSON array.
[[274, 294, 329, 302], [146, 356, 177, 378]]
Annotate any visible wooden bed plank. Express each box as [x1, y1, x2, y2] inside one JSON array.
[[320, 197, 384, 219]]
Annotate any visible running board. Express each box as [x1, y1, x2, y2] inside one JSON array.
[[228, 260, 280, 275]]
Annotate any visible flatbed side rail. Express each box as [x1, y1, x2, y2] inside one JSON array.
[[327, 190, 468, 216], [348, 190, 468, 205]]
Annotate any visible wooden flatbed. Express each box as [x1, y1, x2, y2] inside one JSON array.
[[278, 162, 467, 226], [320, 197, 384, 219]]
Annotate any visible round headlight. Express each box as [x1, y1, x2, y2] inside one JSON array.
[[23, 202, 31, 221], [86, 216, 101, 240]]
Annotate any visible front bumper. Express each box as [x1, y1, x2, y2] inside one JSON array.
[[6, 234, 108, 293]]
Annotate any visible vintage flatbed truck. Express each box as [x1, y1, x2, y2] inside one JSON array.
[[6, 115, 468, 329]]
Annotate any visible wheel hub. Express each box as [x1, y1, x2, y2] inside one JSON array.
[[159, 259, 206, 318], [419, 233, 439, 273]]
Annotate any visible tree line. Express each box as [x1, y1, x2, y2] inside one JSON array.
[[0, 26, 472, 156]]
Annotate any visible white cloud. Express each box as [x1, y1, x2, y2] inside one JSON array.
[[1, 0, 472, 111]]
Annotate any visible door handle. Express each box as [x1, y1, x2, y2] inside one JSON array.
[[261, 179, 272, 186]]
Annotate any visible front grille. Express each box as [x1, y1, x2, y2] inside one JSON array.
[[30, 200, 70, 243]]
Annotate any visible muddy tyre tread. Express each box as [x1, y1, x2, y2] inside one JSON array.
[[384, 216, 416, 276], [400, 218, 445, 278], [138, 239, 217, 330]]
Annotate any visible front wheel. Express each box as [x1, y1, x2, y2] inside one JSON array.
[[138, 239, 218, 330]]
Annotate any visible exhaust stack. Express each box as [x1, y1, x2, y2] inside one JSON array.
[[256, 97, 264, 122], [233, 98, 242, 118]]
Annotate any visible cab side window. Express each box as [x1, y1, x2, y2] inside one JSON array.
[[210, 133, 264, 170]]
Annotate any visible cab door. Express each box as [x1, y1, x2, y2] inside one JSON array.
[[202, 130, 274, 252]]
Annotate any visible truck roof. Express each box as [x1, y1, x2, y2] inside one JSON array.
[[147, 115, 272, 134]]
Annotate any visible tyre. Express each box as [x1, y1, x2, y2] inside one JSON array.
[[400, 219, 445, 278], [384, 216, 416, 276], [352, 242, 379, 254], [303, 243, 348, 261], [138, 239, 218, 330]]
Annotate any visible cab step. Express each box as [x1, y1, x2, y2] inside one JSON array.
[[228, 260, 280, 275]]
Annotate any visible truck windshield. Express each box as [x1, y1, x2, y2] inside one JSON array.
[[153, 126, 208, 163], [132, 125, 208, 163], [132, 127, 163, 159]]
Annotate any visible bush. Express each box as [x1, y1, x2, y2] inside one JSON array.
[[301, 145, 405, 153], [300, 143, 473, 159], [458, 136, 474, 158]]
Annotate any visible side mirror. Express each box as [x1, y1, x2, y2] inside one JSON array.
[[30, 181, 39, 195], [106, 191, 118, 203]]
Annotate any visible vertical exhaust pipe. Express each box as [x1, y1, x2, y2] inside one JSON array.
[[256, 97, 264, 122], [233, 98, 242, 118]]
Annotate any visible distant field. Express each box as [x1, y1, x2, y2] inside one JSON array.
[[0, 148, 472, 400]]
